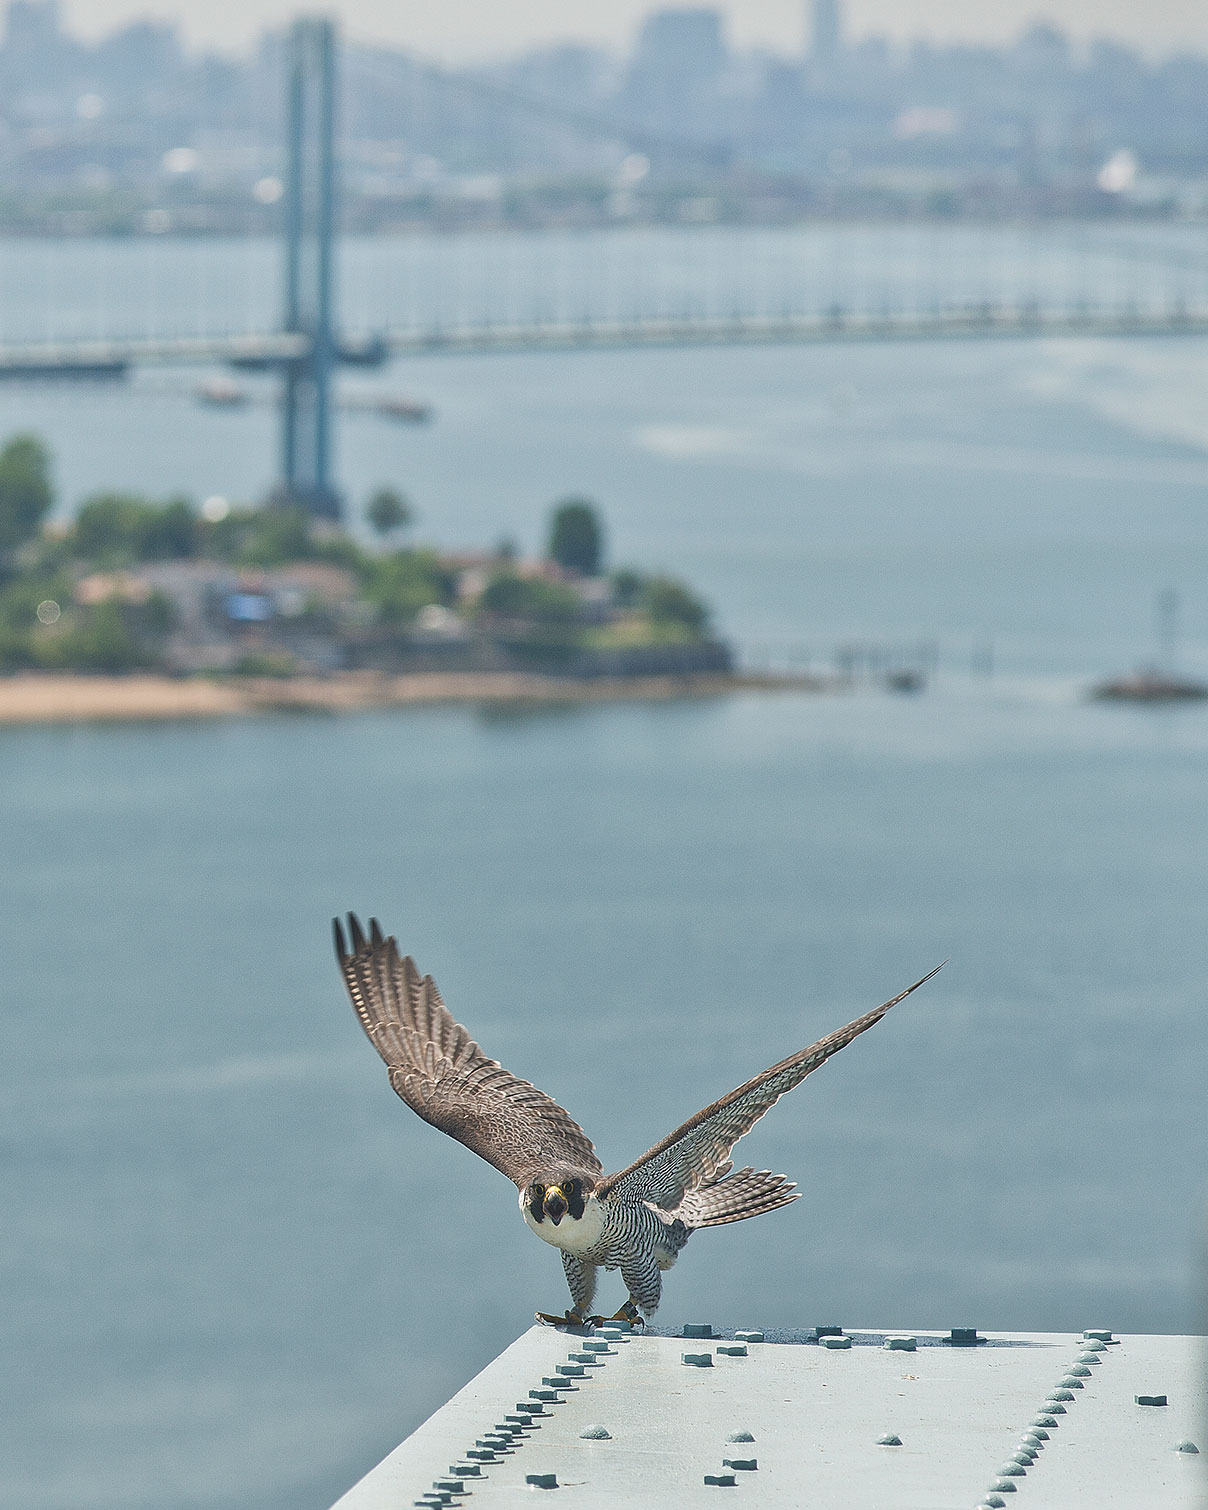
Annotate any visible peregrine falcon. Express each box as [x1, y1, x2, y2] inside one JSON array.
[[334, 914, 942, 1328]]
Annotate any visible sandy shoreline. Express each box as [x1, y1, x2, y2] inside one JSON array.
[[0, 669, 825, 726]]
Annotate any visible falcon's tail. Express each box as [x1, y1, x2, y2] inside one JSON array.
[[676, 1165, 798, 1229]]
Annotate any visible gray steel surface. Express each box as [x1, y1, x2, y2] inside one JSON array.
[[331, 1325, 1206, 1509]]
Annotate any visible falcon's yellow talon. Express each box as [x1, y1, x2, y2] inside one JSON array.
[[535, 1309, 586, 1328], [586, 1299, 644, 1328]]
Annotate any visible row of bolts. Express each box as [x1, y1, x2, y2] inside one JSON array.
[[413, 1321, 633, 1506], [414, 1325, 1198, 1507], [974, 1330, 1196, 1510]]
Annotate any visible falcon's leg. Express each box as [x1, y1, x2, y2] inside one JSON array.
[[587, 1298, 645, 1328], [535, 1253, 597, 1328], [618, 1250, 662, 1318], [562, 1252, 598, 1314]]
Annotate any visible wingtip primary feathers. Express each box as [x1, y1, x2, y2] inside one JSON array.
[[595, 959, 947, 1208], [334, 911, 393, 967], [882, 958, 946, 1012], [331, 912, 604, 1185]]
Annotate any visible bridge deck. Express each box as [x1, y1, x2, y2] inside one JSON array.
[[331, 1323, 1205, 1509], [3, 305, 1208, 376]]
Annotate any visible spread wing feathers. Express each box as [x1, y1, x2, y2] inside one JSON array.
[[334, 914, 602, 1188], [676, 1165, 799, 1229], [596, 963, 944, 1213]]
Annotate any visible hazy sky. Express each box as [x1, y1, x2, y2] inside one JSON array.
[[60, 0, 1208, 60]]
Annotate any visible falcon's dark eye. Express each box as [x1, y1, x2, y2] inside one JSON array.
[[528, 1183, 545, 1216]]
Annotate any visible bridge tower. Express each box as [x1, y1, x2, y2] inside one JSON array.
[[280, 16, 339, 519]]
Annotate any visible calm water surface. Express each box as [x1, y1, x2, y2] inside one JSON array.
[[3, 231, 1208, 1510]]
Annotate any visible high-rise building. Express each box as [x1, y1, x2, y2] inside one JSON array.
[[635, 9, 726, 77], [623, 9, 728, 135], [809, 0, 841, 64]]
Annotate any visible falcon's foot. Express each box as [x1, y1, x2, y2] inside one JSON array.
[[535, 1309, 589, 1329], [587, 1299, 644, 1329]]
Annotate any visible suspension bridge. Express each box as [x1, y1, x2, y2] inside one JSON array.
[[3, 17, 1208, 516]]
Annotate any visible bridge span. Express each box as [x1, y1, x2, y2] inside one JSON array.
[[6, 15, 1208, 515], [3, 301, 1207, 380]]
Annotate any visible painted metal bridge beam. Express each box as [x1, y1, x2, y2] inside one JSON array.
[[330, 1324, 1206, 1509]]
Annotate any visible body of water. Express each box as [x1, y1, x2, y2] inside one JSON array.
[[2, 228, 1208, 1510]]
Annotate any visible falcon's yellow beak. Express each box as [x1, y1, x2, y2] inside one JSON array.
[[543, 1186, 568, 1225]]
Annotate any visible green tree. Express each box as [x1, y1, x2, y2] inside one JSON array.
[[610, 567, 647, 609], [547, 499, 603, 577], [41, 598, 148, 673], [642, 576, 709, 636], [367, 487, 414, 539], [140, 498, 197, 559], [478, 572, 582, 625], [0, 434, 53, 558], [0, 570, 71, 668], [71, 493, 199, 564], [237, 505, 314, 567], [363, 549, 456, 628]]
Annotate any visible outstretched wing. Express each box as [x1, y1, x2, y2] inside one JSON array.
[[334, 914, 602, 1188], [595, 964, 943, 1212]]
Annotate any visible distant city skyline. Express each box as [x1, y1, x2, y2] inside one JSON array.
[[53, 0, 1208, 60]]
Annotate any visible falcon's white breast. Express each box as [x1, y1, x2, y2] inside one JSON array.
[[520, 1190, 607, 1255]]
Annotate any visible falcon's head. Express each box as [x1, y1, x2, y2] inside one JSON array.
[[525, 1171, 596, 1226]]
